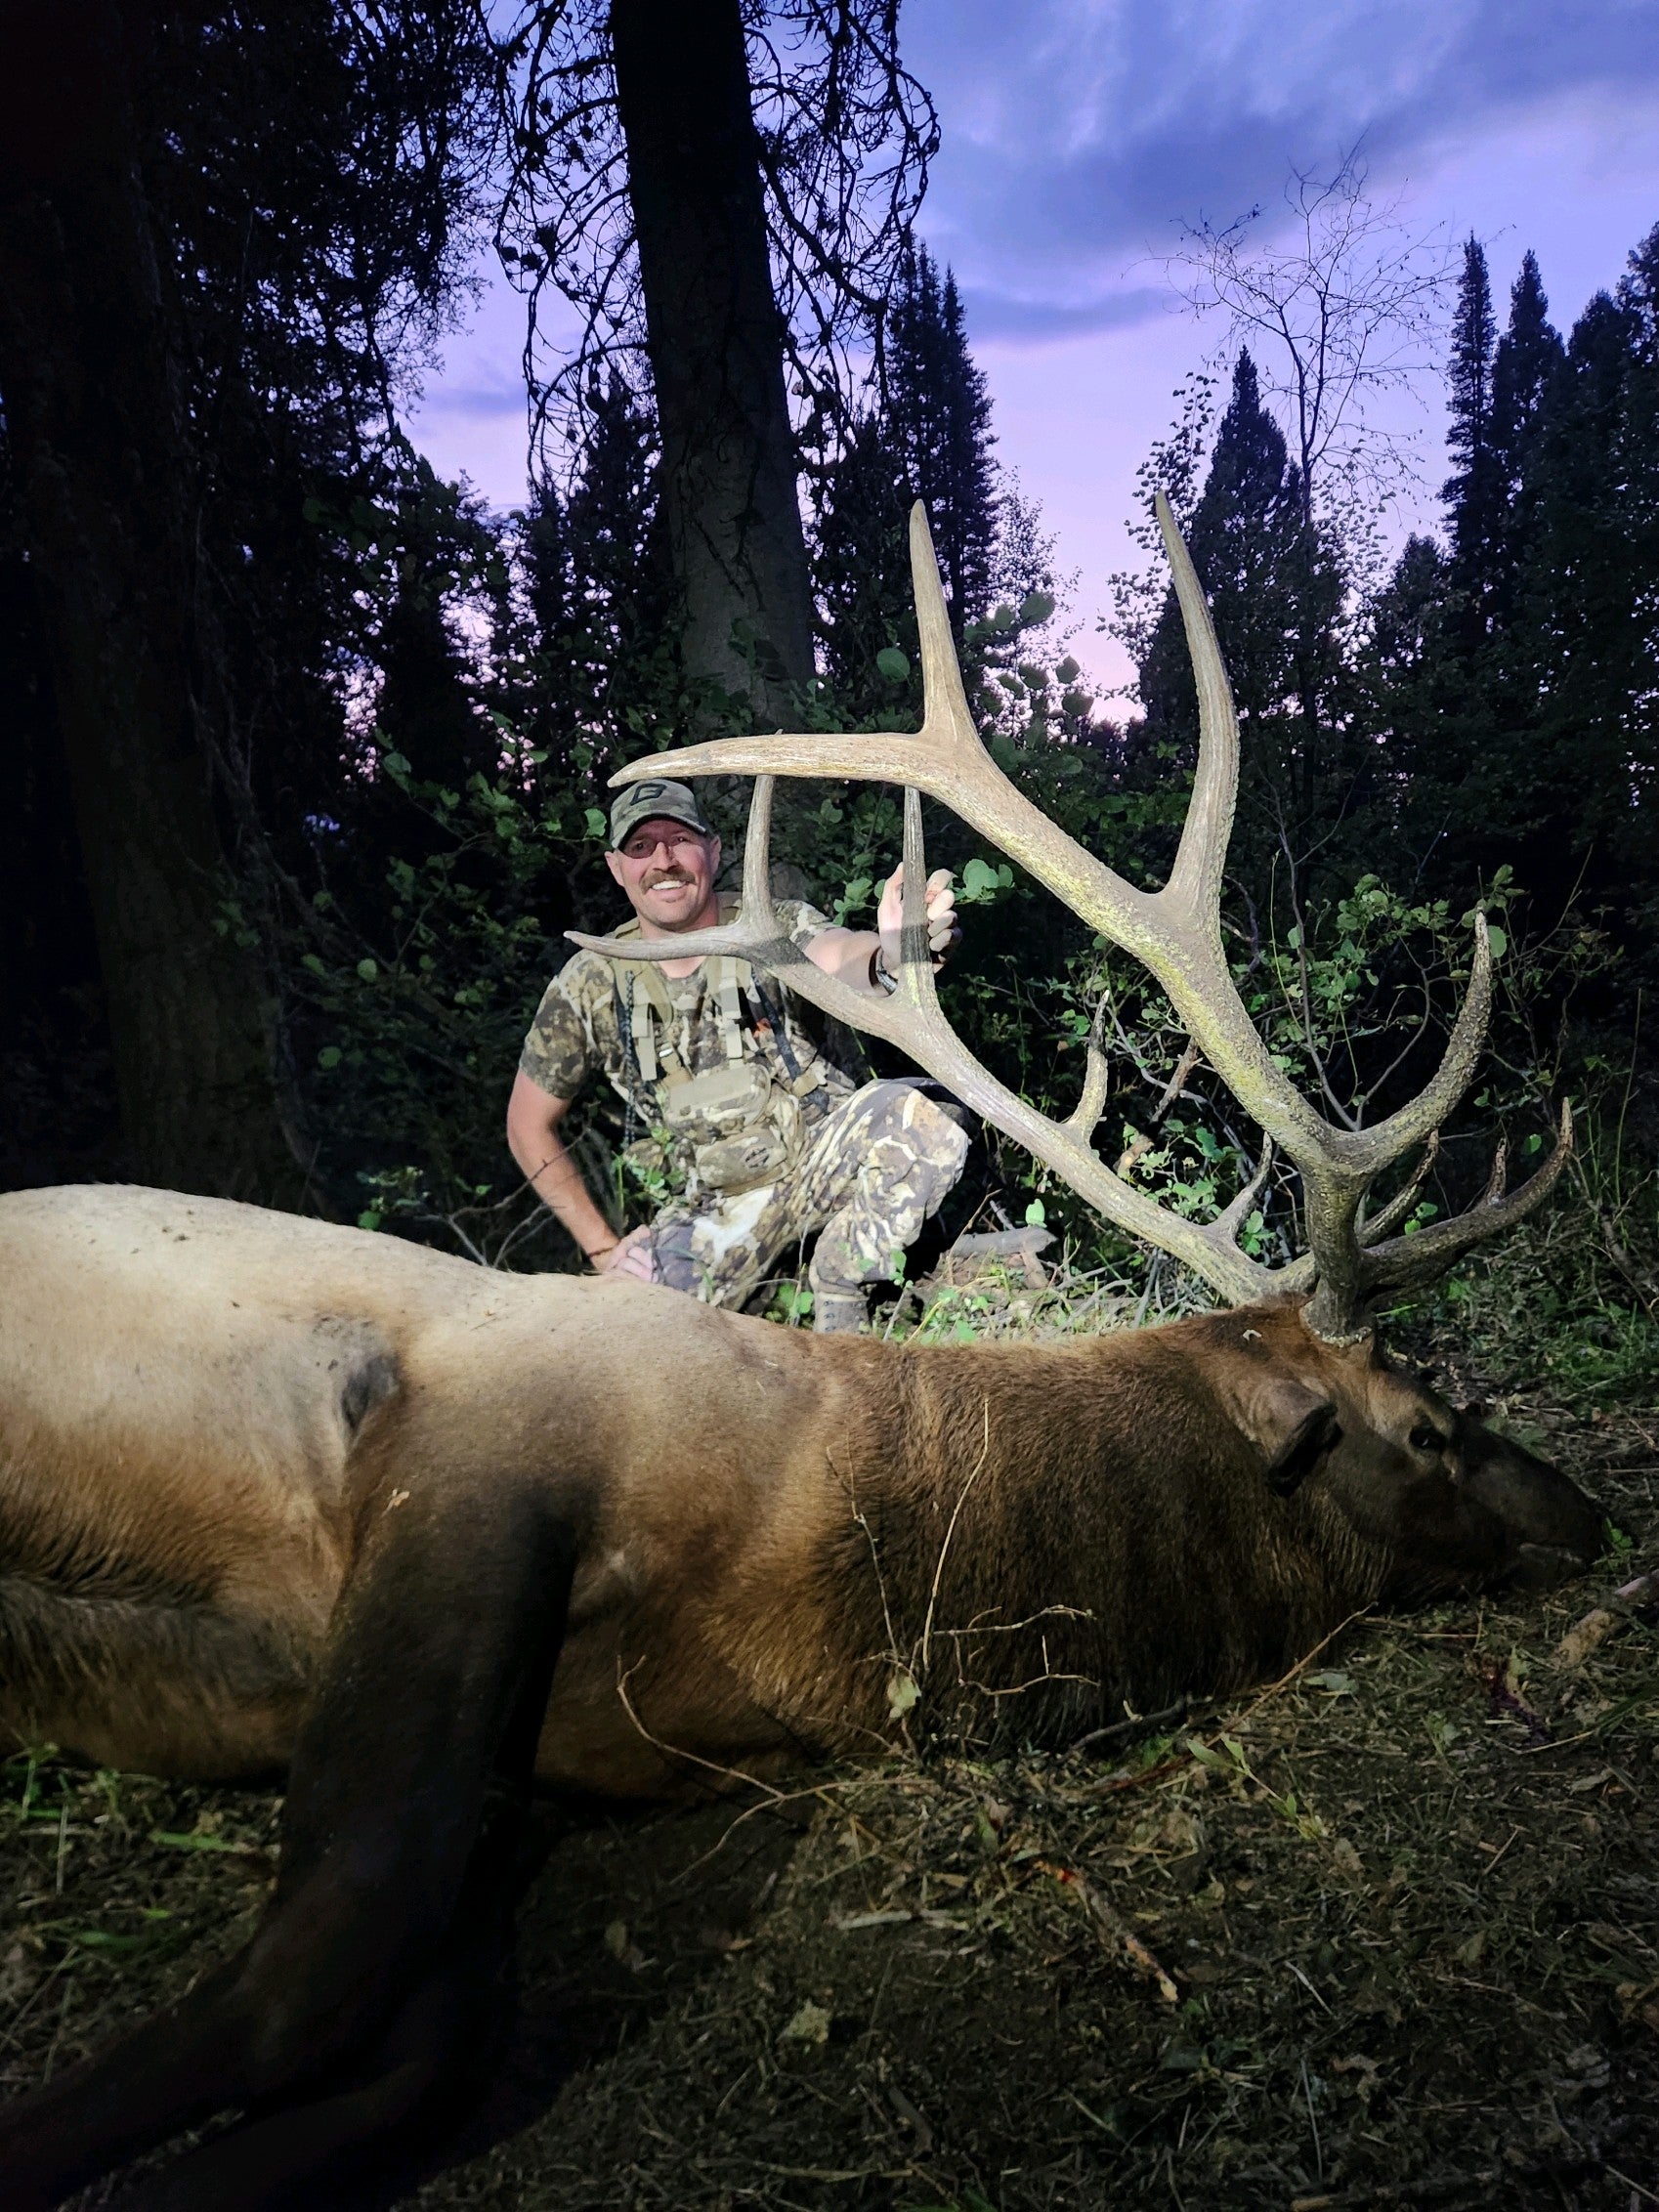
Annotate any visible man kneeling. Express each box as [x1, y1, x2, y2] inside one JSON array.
[[507, 779, 969, 1332]]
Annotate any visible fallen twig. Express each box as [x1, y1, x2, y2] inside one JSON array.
[[1036, 1858, 1178, 2004], [1070, 1698, 1190, 1755], [1291, 2172, 1506, 2208], [1553, 1571, 1659, 1667]]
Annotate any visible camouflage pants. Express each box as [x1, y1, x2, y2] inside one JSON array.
[[649, 1079, 970, 1327]]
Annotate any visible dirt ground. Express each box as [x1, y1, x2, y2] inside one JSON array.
[[3, 1292, 1657, 2211]]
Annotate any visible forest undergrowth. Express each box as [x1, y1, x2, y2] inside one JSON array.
[[1, 1175, 1655, 2212]]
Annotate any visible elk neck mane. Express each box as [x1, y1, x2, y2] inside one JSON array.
[[754, 1311, 1394, 1758]]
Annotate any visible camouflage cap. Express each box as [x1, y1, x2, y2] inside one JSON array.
[[609, 777, 714, 849]]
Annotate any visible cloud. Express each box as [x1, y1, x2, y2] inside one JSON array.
[[903, 0, 1659, 332], [423, 377, 527, 420], [962, 284, 1171, 340]]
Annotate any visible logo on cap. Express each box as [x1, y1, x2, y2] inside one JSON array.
[[609, 778, 713, 848]]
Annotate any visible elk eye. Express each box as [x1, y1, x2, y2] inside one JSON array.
[[1410, 1424, 1447, 1453]]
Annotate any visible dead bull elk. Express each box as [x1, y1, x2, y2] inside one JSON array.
[[0, 500, 1602, 2208]]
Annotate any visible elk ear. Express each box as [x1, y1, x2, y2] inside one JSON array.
[[1225, 1377, 1342, 1498], [1265, 1397, 1342, 1496]]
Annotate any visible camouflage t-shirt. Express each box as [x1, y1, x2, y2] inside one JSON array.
[[519, 895, 861, 1125]]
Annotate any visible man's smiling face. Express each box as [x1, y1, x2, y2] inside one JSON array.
[[605, 817, 722, 936]]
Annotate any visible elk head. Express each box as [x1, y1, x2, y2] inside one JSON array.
[[572, 496, 1571, 1340], [1206, 1302, 1604, 1596]]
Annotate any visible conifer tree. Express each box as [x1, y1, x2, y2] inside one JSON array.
[[1350, 533, 1458, 830], [500, 374, 676, 783], [1510, 267, 1659, 924], [1492, 254, 1562, 492], [374, 468, 496, 791], [1138, 351, 1338, 815], [809, 241, 1003, 707], [887, 245, 999, 636], [1368, 245, 1560, 899], [1489, 251, 1564, 618], [1444, 235, 1504, 623], [811, 413, 915, 708]]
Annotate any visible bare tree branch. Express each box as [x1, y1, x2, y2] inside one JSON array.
[[1167, 148, 1455, 534], [493, 0, 938, 478]]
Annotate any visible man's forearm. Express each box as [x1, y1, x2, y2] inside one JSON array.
[[806, 868, 959, 997], [510, 1119, 618, 1259], [803, 925, 891, 996]]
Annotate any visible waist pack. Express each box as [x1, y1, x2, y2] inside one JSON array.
[[660, 1059, 806, 1197]]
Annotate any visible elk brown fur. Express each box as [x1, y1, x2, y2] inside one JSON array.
[[0, 1184, 1599, 1800]]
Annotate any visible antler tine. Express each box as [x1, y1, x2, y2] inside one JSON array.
[[1147, 509, 1492, 1338], [740, 773, 783, 929], [1061, 996, 1111, 1142], [1355, 1100, 1573, 1300], [898, 785, 931, 995], [910, 504, 981, 753], [1155, 491, 1238, 931], [597, 504, 985, 800], [1213, 1138, 1275, 1241], [1482, 1136, 1509, 1204], [1357, 1132, 1439, 1247], [1342, 915, 1494, 1176]]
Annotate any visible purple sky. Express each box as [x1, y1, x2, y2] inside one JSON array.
[[409, 0, 1659, 696]]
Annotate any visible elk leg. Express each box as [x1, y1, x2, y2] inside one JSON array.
[[0, 1472, 575, 2211], [112, 1776, 552, 2212]]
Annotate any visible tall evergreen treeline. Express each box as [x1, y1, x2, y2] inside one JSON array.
[[1361, 231, 1659, 952], [1137, 227, 1659, 1000]]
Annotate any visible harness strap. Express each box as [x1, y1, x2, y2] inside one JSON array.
[[745, 974, 826, 1098], [626, 961, 689, 1088], [608, 939, 830, 1103], [714, 957, 746, 1064]]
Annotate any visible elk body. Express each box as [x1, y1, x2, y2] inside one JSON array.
[[0, 503, 1604, 2208], [0, 1184, 1599, 1794]]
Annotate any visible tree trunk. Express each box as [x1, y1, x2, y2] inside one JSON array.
[[0, 1, 299, 1198], [610, 0, 815, 722]]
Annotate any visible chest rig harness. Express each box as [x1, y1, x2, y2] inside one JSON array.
[[608, 929, 831, 1200]]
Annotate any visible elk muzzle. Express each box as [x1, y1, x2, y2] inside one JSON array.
[[1455, 1415, 1607, 1591]]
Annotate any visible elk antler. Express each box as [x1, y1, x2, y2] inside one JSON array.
[[571, 502, 1571, 1337]]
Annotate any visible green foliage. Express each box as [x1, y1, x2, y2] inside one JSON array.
[[1412, 1106, 1659, 1410], [288, 753, 605, 1260]]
